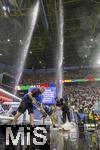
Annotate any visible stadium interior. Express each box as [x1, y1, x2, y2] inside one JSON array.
[[0, 0, 100, 150]]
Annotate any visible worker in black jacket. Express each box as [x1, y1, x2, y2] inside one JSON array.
[[60, 98, 71, 123]]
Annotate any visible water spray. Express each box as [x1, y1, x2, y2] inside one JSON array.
[[15, 0, 40, 93], [56, 0, 64, 98]]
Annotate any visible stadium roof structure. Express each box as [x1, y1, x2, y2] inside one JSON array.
[[0, 0, 100, 69]]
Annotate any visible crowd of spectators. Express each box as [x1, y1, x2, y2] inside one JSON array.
[[19, 72, 55, 85], [18, 67, 100, 85], [65, 84, 99, 112], [0, 66, 100, 124], [18, 68, 100, 123], [63, 83, 100, 122]]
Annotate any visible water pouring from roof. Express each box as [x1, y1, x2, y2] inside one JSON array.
[[15, 0, 40, 93], [56, 0, 64, 98]]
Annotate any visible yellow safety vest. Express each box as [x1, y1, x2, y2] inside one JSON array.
[[88, 113, 93, 120]]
